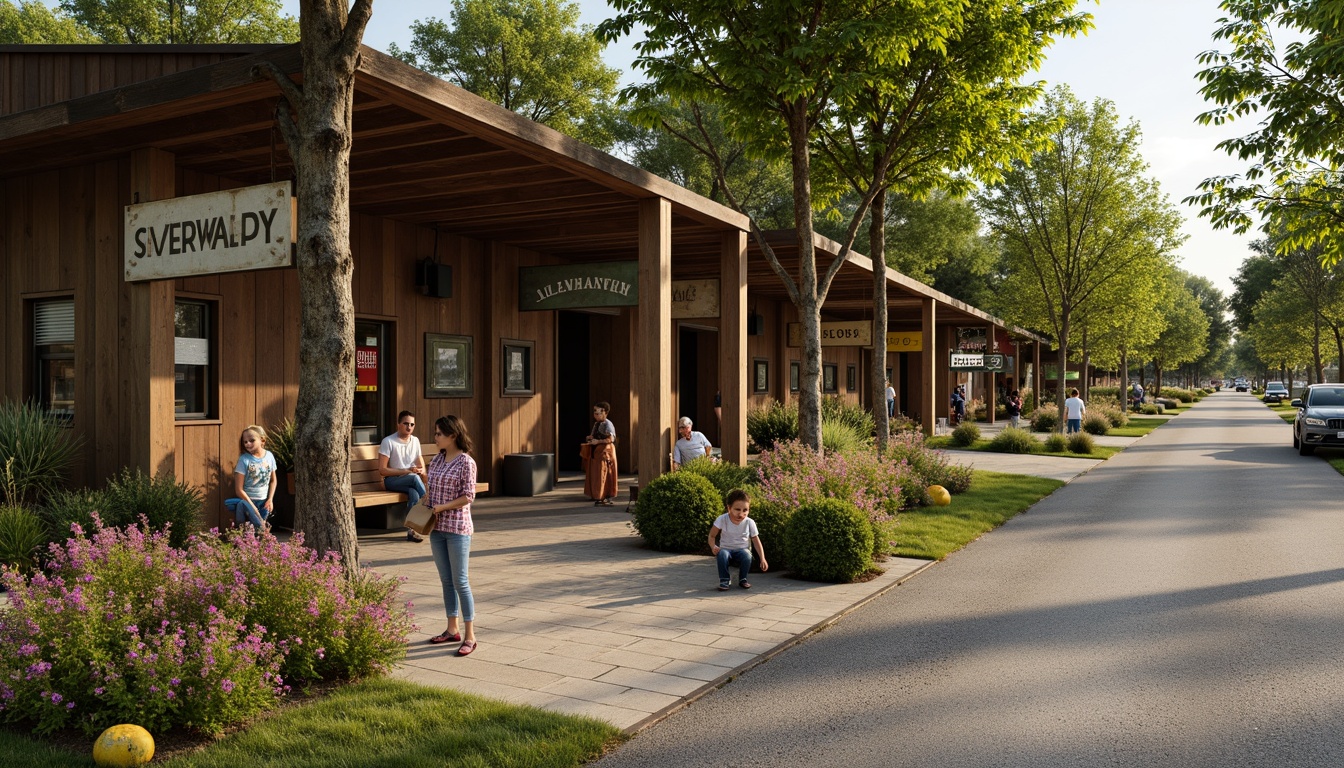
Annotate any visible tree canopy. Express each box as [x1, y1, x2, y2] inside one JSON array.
[[0, 1, 98, 42], [1190, 0, 1344, 266], [978, 87, 1184, 413], [390, 0, 620, 147], [54, 0, 297, 43]]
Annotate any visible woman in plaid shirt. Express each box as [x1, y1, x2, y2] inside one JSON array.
[[425, 414, 480, 656]]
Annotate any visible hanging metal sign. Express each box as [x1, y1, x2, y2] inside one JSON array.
[[886, 331, 924, 352], [519, 261, 639, 311], [950, 352, 1007, 371]]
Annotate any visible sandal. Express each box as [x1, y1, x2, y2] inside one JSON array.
[[429, 630, 461, 645], [598, 498, 615, 506], [456, 640, 478, 657]]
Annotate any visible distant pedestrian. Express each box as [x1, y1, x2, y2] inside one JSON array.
[[1006, 389, 1024, 429], [708, 489, 768, 591], [950, 385, 966, 426], [1131, 381, 1145, 411], [584, 401, 618, 506], [1064, 388, 1086, 434], [885, 380, 896, 418]]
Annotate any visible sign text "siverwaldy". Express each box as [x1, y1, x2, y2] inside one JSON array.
[[124, 182, 294, 282]]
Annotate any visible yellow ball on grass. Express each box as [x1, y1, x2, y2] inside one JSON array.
[[927, 485, 952, 507], [92, 724, 155, 767]]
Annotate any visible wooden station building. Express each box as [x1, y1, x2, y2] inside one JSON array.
[[0, 44, 1046, 528]]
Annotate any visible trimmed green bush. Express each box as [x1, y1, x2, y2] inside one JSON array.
[[1043, 433, 1068, 452], [1067, 432, 1095, 454], [745, 498, 790, 567], [631, 471, 721, 553], [988, 427, 1037, 454], [1091, 386, 1119, 400], [0, 504, 46, 574], [783, 498, 874, 583], [679, 457, 757, 499], [1095, 404, 1129, 428], [0, 399, 84, 506], [746, 399, 798, 450], [950, 421, 981, 447], [1030, 404, 1059, 433], [101, 468, 204, 548], [1141, 403, 1160, 415], [1082, 412, 1110, 435]]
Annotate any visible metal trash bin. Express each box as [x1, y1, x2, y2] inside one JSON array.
[[503, 453, 554, 496]]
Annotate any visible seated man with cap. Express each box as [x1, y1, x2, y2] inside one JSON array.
[[672, 416, 713, 469]]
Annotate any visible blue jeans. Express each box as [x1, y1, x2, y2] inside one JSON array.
[[430, 531, 475, 622], [887, 399, 895, 417], [1067, 418, 1082, 434], [716, 548, 753, 587], [383, 473, 426, 510], [225, 497, 270, 528]]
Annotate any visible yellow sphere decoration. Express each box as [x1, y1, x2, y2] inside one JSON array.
[[92, 724, 155, 767], [927, 485, 952, 506]]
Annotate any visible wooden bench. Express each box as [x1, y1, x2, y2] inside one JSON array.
[[350, 443, 489, 529]]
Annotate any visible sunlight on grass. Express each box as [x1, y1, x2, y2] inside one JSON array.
[[926, 435, 1121, 460], [887, 470, 1064, 560], [0, 679, 624, 768], [1108, 417, 1168, 437], [162, 678, 622, 768]]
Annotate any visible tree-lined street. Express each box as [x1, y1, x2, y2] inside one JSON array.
[[597, 393, 1344, 767]]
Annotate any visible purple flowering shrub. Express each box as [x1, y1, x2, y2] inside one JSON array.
[[0, 519, 411, 736], [885, 431, 973, 496], [755, 441, 911, 523]]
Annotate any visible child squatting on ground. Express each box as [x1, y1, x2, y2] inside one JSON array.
[[708, 490, 769, 591]]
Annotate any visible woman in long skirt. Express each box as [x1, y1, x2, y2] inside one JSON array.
[[584, 401, 618, 506]]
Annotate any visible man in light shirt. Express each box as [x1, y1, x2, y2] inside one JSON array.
[[672, 416, 713, 469]]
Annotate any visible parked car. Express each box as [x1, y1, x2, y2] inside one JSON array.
[[1292, 384, 1344, 455], [1235, 378, 1250, 392], [1264, 381, 1290, 403]]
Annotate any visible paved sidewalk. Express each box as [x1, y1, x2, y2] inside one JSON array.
[[365, 486, 933, 731]]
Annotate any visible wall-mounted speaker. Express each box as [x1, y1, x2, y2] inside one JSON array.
[[416, 260, 453, 299], [747, 312, 765, 336]]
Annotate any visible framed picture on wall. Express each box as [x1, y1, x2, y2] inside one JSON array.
[[426, 333, 473, 398], [823, 363, 838, 393], [789, 361, 800, 392], [753, 358, 769, 393], [847, 364, 857, 392], [501, 339, 535, 396]]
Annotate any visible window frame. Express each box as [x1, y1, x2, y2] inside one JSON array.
[[173, 297, 217, 420]]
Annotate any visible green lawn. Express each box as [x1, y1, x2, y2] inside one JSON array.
[[0, 678, 623, 768], [927, 435, 1122, 461], [1266, 401, 1297, 422], [1107, 417, 1168, 438], [885, 469, 1064, 560]]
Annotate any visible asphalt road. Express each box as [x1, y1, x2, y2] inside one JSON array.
[[595, 391, 1344, 768]]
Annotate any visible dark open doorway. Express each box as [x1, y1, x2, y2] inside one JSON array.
[[678, 326, 721, 445], [557, 311, 591, 472]]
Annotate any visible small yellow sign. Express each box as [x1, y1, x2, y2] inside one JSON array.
[[787, 321, 872, 347], [886, 331, 924, 352]]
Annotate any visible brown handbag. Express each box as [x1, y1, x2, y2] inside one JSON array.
[[579, 443, 593, 461], [404, 496, 438, 536]]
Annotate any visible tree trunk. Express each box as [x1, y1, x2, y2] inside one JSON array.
[[258, 1, 372, 578], [1080, 328, 1090, 402], [1333, 325, 1343, 383], [870, 188, 890, 453], [1055, 314, 1070, 428], [787, 102, 823, 451]]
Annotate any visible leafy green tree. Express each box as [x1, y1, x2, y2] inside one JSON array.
[[1141, 271, 1210, 396], [390, 0, 619, 147], [1181, 273, 1232, 387], [600, 0, 1085, 448], [1190, 0, 1344, 266], [1071, 263, 1165, 395], [1248, 284, 1315, 384], [614, 100, 794, 228], [0, 0, 98, 42], [252, 0, 371, 575], [978, 88, 1185, 415], [58, 0, 297, 43], [1229, 243, 1278, 333]]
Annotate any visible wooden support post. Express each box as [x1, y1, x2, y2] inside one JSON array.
[[637, 198, 671, 489], [720, 230, 747, 465], [127, 148, 176, 479], [920, 298, 936, 436]]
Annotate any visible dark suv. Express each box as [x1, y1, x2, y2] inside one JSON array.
[[1264, 381, 1290, 403], [1292, 384, 1344, 455]]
